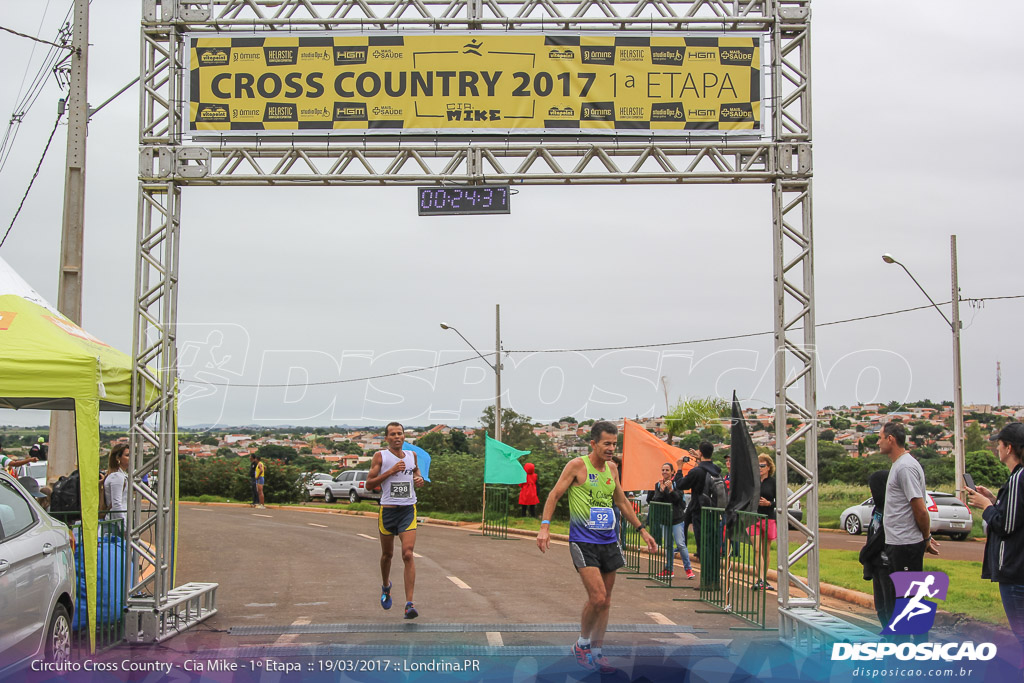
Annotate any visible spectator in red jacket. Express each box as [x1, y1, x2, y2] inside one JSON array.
[[519, 462, 539, 517]]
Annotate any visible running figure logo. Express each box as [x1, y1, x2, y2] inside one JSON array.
[[883, 571, 949, 635]]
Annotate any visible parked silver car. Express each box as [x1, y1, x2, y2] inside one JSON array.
[[0, 470, 76, 675], [840, 490, 973, 540], [322, 470, 381, 504]]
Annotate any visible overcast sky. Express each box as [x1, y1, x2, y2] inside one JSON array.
[[0, 1, 1021, 430]]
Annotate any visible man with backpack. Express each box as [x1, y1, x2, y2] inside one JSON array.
[[674, 441, 724, 561]]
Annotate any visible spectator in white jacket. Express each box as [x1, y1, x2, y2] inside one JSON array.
[[103, 443, 130, 526]]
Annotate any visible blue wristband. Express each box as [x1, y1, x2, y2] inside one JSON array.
[[541, 520, 550, 525]]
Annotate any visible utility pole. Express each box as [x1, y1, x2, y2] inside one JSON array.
[[950, 235, 965, 502], [495, 304, 502, 442], [50, 0, 90, 482], [997, 361, 1002, 408]]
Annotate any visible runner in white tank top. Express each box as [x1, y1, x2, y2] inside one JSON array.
[[366, 422, 426, 619]]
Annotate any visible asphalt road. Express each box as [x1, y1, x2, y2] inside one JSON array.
[[164, 503, 834, 655], [817, 528, 984, 563]]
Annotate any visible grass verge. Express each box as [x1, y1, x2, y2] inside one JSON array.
[[783, 545, 1005, 626]]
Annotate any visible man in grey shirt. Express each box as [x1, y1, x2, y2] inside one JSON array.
[[881, 422, 939, 574]]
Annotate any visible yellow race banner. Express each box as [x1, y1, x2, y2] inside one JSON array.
[[188, 34, 761, 135]]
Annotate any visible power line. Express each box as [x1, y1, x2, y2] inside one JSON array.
[[0, 112, 63, 250], [505, 296, 1024, 354], [0, 23, 73, 51], [181, 355, 482, 388], [178, 295, 1022, 389], [0, 3, 73, 176]]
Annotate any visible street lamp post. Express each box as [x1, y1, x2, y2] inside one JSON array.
[[882, 235, 965, 501], [440, 304, 502, 441]]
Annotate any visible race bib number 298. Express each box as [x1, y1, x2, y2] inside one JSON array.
[[390, 481, 412, 499]]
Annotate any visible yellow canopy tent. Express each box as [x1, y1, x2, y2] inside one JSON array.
[[0, 256, 159, 651]]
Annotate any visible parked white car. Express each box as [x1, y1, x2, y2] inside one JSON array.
[[0, 470, 75, 675], [299, 472, 334, 500], [840, 490, 973, 540]]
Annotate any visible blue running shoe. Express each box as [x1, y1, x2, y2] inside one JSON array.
[[404, 602, 419, 620], [380, 582, 392, 610]]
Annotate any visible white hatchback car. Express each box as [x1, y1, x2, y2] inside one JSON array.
[[0, 470, 76, 675]]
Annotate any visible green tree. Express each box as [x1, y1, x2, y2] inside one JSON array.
[[255, 443, 299, 464], [450, 430, 470, 453], [664, 396, 729, 444], [678, 433, 701, 450], [819, 429, 836, 442], [558, 416, 578, 424], [477, 406, 541, 452], [215, 447, 234, 458], [333, 439, 362, 455], [829, 416, 852, 431], [698, 424, 726, 443], [966, 449, 1010, 488], [965, 422, 987, 453], [415, 431, 448, 454]]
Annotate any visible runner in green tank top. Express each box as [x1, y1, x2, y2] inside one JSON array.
[[537, 421, 658, 674]]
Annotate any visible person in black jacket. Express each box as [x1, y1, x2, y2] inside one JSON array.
[[859, 469, 893, 630], [651, 462, 694, 579], [675, 441, 720, 561], [749, 454, 777, 591], [968, 422, 1024, 663]]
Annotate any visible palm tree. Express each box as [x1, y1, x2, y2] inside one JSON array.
[[664, 396, 729, 444]]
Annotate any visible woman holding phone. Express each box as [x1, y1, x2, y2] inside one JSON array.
[[967, 422, 1024, 663]]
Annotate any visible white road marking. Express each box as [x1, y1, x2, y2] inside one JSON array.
[[358, 533, 376, 541], [307, 523, 328, 528], [245, 603, 277, 608], [414, 552, 423, 558], [447, 576, 472, 590], [647, 611, 732, 647], [253, 514, 273, 518], [486, 632, 504, 647], [295, 601, 329, 607], [274, 617, 311, 645]]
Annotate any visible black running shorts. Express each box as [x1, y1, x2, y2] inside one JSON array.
[[378, 504, 417, 536], [569, 541, 626, 573]]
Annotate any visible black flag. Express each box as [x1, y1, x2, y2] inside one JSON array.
[[725, 391, 760, 536]]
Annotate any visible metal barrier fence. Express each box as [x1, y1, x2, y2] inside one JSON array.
[[643, 502, 675, 587], [49, 511, 128, 655], [482, 485, 509, 540], [618, 496, 644, 573], [692, 507, 770, 630]]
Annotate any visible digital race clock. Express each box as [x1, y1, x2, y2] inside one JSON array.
[[417, 185, 511, 216]]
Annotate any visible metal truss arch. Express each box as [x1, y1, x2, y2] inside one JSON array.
[[129, 0, 855, 648]]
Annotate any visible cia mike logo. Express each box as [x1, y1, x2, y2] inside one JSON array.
[[883, 571, 948, 635]]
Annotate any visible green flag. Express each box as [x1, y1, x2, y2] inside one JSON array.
[[484, 434, 531, 484]]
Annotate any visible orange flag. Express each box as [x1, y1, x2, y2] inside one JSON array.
[[621, 419, 695, 492]]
